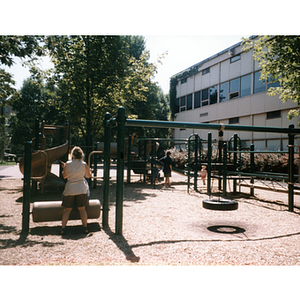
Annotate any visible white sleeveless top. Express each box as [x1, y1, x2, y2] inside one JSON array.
[[63, 159, 89, 196]]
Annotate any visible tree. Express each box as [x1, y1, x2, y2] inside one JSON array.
[[9, 77, 64, 153], [0, 35, 43, 158], [243, 35, 300, 121], [44, 35, 159, 144]]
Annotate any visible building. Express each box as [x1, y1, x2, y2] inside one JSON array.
[[171, 37, 300, 151]]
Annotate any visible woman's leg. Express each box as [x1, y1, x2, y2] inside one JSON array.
[[62, 207, 72, 229], [78, 206, 88, 228]]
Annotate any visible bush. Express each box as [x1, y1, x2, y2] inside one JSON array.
[[165, 147, 300, 175]]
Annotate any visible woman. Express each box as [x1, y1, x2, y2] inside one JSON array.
[[60, 146, 92, 234]]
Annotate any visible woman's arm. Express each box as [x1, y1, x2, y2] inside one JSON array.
[[85, 163, 92, 178], [61, 161, 67, 179]]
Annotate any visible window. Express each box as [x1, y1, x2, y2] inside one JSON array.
[[230, 54, 240, 63], [267, 77, 280, 89], [200, 112, 208, 117], [187, 94, 193, 110], [254, 71, 266, 94], [229, 117, 239, 124], [229, 78, 240, 99], [180, 96, 186, 111], [240, 74, 251, 97], [219, 82, 229, 102], [202, 88, 209, 106], [194, 91, 201, 108], [202, 67, 210, 75], [267, 110, 281, 119], [210, 86, 218, 105]]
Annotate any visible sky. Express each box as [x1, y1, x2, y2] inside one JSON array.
[[1, 1, 295, 95], [144, 35, 245, 93], [4, 35, 245, 95]]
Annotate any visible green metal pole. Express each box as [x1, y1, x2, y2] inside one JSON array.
[[151, 138, 156, 187], [187, 138, 191, 193], [250, 144, 255, 197], [22, 141, 32, 233], [288, 124, 295, 212], [116, 107, 125, 235], [143, 138, 147, 183], [194, 134, 199, 191], [93, 142, 97, 189], [127, 135, 132, 184], [233, 134, 238, 193], [207, 132, 212, 195], [32, 119, 39, 192], [102, 113, 111, 227], [222, 142, 227, 197], [218, 130, 223, 190]]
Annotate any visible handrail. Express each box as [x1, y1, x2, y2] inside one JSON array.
[[31, 150, 48, 181], [88, 151, 103, 179]]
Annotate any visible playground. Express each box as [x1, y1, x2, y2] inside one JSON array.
[[1, 163, 300, 266], [1, 107, 300, 266]]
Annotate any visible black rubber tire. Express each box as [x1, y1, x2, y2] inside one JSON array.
[[202, 199, 238, 211]]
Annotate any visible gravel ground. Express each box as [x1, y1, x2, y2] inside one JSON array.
[[1, 166, 300, 266], [1, 166, 300, 299]]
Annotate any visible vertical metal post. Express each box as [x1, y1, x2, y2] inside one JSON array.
[[22, 141, 32, 233], [218, 130, 223, 190], [288, 124, 295, 212], [102, 113, 111, 227], [151, 139, 154, 185], [187, 137, 191, 193], [32, 119, 39, 192], [233, 134, 238, 193], [207, 132, 212, 195], [143, 138, 147, 183], [250, 144, 254, 197], [116, 107, 125, 235], [151, 138, 156, 187], [93, 142, 97, 189], [194, 134, 198, 191], [127, 134, 132, 184], [222, 142, 227, 197]]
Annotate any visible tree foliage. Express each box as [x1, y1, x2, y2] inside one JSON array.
[[43, 35, 169, 144], [243, 35, 300, 121], [9, 77, 64, 153]]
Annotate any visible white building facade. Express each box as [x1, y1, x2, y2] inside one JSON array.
[[172, 38, 300, 150]]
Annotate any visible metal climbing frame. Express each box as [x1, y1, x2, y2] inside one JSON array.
[[104, 107, 300, 234]]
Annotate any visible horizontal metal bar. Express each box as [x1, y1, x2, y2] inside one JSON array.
[[125, 119, 300, 134], [228, 150, 288, 154], [229, 171, 289, 180]]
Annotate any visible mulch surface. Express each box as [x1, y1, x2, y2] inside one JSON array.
[[1, 171, 300, 266]]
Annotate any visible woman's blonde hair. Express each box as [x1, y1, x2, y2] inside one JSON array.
[[71, 146, 84, 160]]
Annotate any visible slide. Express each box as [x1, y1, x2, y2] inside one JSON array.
[[19, 123, 69, 191]]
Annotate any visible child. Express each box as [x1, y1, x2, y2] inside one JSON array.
[[199, 165, 207, 185]]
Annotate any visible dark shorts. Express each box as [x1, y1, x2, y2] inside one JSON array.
[[164, 172, 171, 178], [62, 194, 88, 208]]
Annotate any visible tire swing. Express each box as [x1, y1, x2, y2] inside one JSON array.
[[202, 198, 238, 211]]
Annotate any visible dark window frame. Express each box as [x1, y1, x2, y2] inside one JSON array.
[[186, 94, 193, 110], [267, 110, 281, 119], [230, 54, 241, 63], [202, 67, 210, 75], [229, 117, 239, 124]]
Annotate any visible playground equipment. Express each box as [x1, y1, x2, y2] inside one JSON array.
[[32, 200, 101, 222], [102, 107, 300, 235], [21, 140, 101, 232], [19, 120, 70, 192]]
